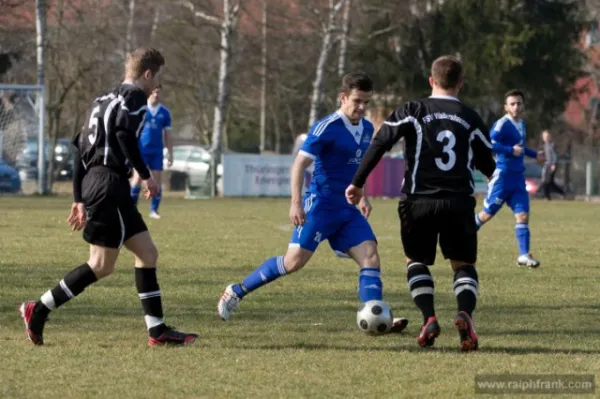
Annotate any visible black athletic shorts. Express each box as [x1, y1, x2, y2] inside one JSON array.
[[81, 166, 147, 248], [397, 195, 477, 265]]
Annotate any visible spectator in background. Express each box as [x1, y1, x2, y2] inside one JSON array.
[[540, 130, 566, 200]]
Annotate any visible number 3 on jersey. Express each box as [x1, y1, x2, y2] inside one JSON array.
[[435, 130, 456, 171], [87, 105, 102, 145]]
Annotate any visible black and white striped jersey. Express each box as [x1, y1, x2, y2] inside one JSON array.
[[352, 95, 495, 196], [72, 83, 148, 178]]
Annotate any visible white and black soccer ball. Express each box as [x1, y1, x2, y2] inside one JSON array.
[[356, 300, 393, 335]]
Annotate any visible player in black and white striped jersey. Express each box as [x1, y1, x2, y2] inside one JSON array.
[[18, 48, 198, 347], [346, 55, 495, 351]]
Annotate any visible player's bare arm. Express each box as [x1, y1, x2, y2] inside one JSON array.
[[289, 154, 313, 226], [164, 128, 173, 167]]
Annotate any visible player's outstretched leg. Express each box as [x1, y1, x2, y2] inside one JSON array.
[[218, 248, 312, 320], [451, 263, 479, 351], [514, 213, 540, 268], [19, 262, 100, 345], [407, 261, 439, 347], [125, 232, 198, 347], [348, 241, 408, 334]]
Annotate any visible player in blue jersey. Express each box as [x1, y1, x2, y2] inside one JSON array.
[[217, 72, 408, 332], [130, 85, 173, 219], [475, 89, 544, 268]]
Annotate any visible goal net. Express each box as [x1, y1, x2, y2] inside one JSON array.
[[0, 84, 46, 194]]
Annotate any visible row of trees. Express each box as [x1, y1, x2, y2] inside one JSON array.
[[0, 0, 593, 178]]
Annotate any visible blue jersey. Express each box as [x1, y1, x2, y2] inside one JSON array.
[[299, 111, 375, 205], [490, 115, 537, 173], [139, 104, 171, 153]]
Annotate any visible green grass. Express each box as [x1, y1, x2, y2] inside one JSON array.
[[1, 196, 599, 398]]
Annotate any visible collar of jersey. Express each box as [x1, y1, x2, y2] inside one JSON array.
[[429, 94, 460, 102], [336, 110, 363, 136]]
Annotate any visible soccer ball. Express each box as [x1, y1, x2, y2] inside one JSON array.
[[356, 300, 393, 335]]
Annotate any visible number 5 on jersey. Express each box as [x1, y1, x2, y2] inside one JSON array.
[[88, 105, 102, 145]]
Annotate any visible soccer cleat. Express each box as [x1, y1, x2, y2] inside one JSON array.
[[217, 284, 241, 321], [148, 325, 198, 347], [389, 317, 409, 334], [149, 211, 161, 219], [454, 311, 478, 351], [517, 254, 540, 268], [19, 301, 45, 346], [417, 316, 440, 347]]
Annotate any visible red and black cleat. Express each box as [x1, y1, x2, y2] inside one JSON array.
[[19, 301, 45, 346], [454, 311, 479, 352], [148, 326, 198, 347], [417, 316, 440, 347]]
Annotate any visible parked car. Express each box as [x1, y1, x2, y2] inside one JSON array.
[[0, 160, 21, 193], [164, 145, 223, 194], [523, 161, 566, 196], [15, 138, 74, 181]]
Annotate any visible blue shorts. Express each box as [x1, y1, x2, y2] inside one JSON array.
[[289, 193, 377, 257], [483, 169, 529, 215], [141, 151, 163, 171]]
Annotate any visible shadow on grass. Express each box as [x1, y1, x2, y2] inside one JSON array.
[[227, 341, 600, 355]]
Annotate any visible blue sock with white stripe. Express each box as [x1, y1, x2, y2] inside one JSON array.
[[515, 222, 530, 255], [358, 267, 383, 302], [234, 256, 287, 299], [453, 265, 478, 316]]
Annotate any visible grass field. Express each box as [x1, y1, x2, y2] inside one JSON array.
[[1, 195, 600, 398]]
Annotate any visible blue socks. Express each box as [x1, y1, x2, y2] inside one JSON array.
[[233, 256, 287, 298], [132, 185, 162, 214], [151, 188, 162, 213], [358, 267, 383, 302], [515, 222, 530, 255], [131, 185, 141, 205]]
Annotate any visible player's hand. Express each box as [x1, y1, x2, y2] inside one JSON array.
[[358, 196, 372, 218], [289, 202, 306, 226], [512, 145, 524, 157], [167, 153, 173, 168], [143, 176, 159, 199], [536, 151, 546, 164], [345, 184, 363, 205], [550, 164, 556, 172], [67, 202, 86, 231]]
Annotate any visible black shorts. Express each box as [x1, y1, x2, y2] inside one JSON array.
[[398, 195, 477, 265], [82, 167, 147, 249]]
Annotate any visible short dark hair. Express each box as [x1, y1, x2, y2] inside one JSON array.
[[431, 55, 463, 89], [504, 89, 525, 103], [340, 72, 373, 94], [125, 47, 165, 80]]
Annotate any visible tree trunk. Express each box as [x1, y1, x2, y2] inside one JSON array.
[[259, 0, 268, 153], [307, 0, 345, 129], [210, 0, 240, 196], [35, 0, 47, 194], [125, 0, 136, 55], [337, 0, 350, 78]]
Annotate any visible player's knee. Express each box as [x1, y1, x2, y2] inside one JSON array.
[[283, 248, 310, 273], [88, 255, 117, 278], [362, 242, 380, 267], [136, 243, 159, 266], [479, 211, 493, 223], [515, 212, 529, 223]]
